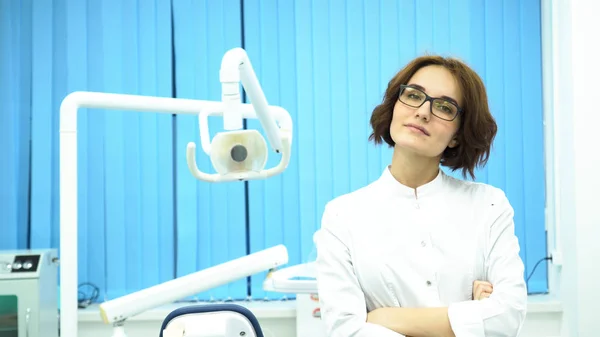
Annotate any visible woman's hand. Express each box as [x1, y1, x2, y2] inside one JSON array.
[[473, 280, 493, 300]]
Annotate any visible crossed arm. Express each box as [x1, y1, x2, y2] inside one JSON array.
[[365, 281, 494, 337], [367, 306, 455, 337]]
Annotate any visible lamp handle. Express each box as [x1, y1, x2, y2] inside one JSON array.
[[185, 133, 291, 183]]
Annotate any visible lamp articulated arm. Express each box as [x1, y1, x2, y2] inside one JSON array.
[[219, 47, 284, 152]]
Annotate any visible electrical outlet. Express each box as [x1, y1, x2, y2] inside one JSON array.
[[551, 250, 563, 266]]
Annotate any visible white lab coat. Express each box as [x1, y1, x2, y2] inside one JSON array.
[[314, 167, 527, 337]]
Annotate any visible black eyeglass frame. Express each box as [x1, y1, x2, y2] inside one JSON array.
[[398, 84, 463, 121]]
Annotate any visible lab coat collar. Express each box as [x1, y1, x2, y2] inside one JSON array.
[[377, 165, 445, 199]]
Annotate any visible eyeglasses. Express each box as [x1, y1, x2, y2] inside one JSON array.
[[398, 85, 462, 121]]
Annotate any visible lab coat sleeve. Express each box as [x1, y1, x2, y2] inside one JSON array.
[[447, 191, 528, 337], [314, 203, 404, 337]]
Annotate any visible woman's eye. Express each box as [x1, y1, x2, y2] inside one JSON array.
[[434, 101, 454, 114]]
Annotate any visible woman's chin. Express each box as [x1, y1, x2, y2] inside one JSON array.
[[393, 141, 442, 159], [393, 137, 426, 151]]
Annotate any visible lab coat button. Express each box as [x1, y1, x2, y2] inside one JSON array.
[[421, 241, 426, 247], [414, 203, 420, 209], [426, 280, 432, 286]]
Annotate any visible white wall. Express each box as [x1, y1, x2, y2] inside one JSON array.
[[544, 0, 600, 336], [551, 0, 600, 336]]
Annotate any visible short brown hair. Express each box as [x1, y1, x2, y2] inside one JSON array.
[[369, 55, 497, 180]]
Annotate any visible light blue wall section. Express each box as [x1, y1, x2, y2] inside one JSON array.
[[6, 0, 176, 300], [244, 0, 548, 296], [0, 0, 32, 251], [172, 0, 248, 301], [0, 0, 547, 301]]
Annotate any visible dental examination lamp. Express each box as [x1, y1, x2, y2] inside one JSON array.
[[58, 47, 293, 337], [189, 48, 293, 182]]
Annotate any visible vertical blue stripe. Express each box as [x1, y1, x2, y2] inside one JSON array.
[[347, 0, 370, 192], [483, 0, 506, 189], [99, 0, 175, 299], [432, 0, 450, 53], [172, 0, 247, 301], [292, 0, 319, 279], [17, 0, 33, 250], [65, 0, 93, 293], [467, 0, 488, 184], [0, 0, 14, 249], [415, 0, 434, 53], [519, 0, 547, 293], [84, 0, 109, 295], [246, 0, 548, 297], [365, 0, 384, 183], [26, 0, 175, 300], [329, 0, 350, 201], [30, 0, 55, 250], [102, 0, 128, 300], [449, 0, 472, 58], [502, 0, 528, 289], [0, 0, 32, 251], [145, 0, 178, 289]]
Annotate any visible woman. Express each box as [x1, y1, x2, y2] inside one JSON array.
[[314, 55, 528, 337]]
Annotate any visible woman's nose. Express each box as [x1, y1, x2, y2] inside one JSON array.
[[415, 101, 431, 121]]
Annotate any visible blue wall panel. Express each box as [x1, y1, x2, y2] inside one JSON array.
[[1, 0, 548, 302], [172, 0, 248, 301], [519, 0, 548, 293], [0, 0, 32, 251], [26, 0, 176, 300], [244, 0, 548, 297]]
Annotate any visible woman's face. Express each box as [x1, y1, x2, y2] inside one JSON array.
[[389, 65, 463, 159]]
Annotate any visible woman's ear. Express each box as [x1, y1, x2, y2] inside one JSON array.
[[448, 137, 459, 148]]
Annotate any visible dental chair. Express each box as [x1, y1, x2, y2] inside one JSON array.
[[159, 304, 264, 337], [158, 262, 323, 337]]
